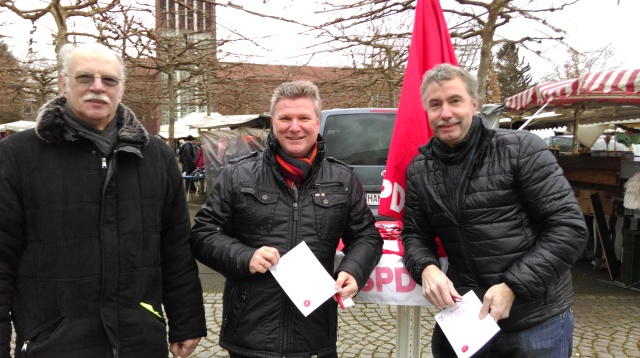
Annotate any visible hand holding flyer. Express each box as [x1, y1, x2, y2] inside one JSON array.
[[270, 241, 342, 317], [433, 291, 500, 358]]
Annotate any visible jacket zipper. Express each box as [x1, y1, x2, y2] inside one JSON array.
[[457, 147, 485, 284], [283, 184, 300, 354], [21, 341, 30, 353]]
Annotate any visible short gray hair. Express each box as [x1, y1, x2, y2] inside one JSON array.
[[420, 63, 478, 105], [270, 80, 322, 118], [58, 42, 126, 81]]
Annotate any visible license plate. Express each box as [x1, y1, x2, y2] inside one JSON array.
[[366, 193, 380, 206]]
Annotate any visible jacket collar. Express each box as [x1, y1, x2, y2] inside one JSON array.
[[35, 96, 149, 146], [420, 116, 495, 159]]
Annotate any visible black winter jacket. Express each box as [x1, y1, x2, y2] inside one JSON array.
[[402, 122, 588, 332], [0, 97, 206, 357], [190, 135, 382, 357]]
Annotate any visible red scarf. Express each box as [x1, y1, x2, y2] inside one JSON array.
[[275, 143, 318, 188]]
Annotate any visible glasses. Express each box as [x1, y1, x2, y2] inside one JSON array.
[[66, 74, 121, 87]]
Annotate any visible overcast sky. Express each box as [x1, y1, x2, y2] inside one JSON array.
[[0, 0, 638, 82]]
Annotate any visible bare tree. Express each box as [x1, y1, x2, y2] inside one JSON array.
[[19, 61, 58, 117], [306, 0, 581, 106], [0, 41, 57, 123], [0, 42, 24, 123], [336, 20, 409, 107], [540, 44, 620, 83], [0, 0, 119, 56], [101, 1, 230, 150]]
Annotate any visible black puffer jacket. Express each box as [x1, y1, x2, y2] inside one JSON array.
[[402, 122, 588, 332], [0, 97, 206, 357], [190, 135, 382, 357]]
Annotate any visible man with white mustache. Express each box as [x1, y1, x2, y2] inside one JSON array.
[[0, 42, 206, 357], [401, 64, 588, 357]]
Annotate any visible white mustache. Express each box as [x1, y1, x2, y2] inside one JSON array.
[[435, 118, 461, 127], [82, 93, 111, 104]]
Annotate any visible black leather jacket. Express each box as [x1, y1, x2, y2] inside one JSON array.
[[190, 135, 382, 357], [402, 122, 588, 332]]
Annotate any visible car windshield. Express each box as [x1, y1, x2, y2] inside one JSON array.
[[323, 113, 395, 165]]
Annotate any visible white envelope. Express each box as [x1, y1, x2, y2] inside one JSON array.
[[270, 241, 339, 317], [433, 291, 500, 358]]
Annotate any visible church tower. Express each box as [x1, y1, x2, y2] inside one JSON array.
[[155, 0, 216, 33]]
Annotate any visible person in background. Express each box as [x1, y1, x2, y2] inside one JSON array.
[[193, 142, 206, 195], [195, 141, 204, 170], [180, 135, 198, 192], [591, 133, 628, 151], [190, 80, 382, 358], [0, 42, 206, 358], [401, 63, 588, 357]]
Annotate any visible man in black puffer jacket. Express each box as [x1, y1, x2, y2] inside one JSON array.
[[402, 64, 588, 357], [190, 80, 383, 358], [0, 42, 206, 358]]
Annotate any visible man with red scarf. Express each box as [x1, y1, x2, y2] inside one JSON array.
[[190, 80, 382, 358]]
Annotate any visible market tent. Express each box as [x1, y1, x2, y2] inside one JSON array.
[[188, 114, 271, 191], [503, 69, 640, 148], [175, 111, 222, 127], [505, 69, 640, 112], [2, 120, 37, 132], [157, 123, 199, 139], [190, 113, 270, 130], [503, 69, 640, 128], [200, 127, 268, 170]]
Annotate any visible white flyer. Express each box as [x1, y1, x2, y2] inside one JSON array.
[[433, 291, 500, 358], [270, 241, 339, 317]]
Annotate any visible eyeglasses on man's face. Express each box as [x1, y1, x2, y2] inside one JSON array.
[[66, 73, 121, 87]]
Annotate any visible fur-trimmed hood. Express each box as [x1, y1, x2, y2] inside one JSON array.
[[35, 96, 149, 145]]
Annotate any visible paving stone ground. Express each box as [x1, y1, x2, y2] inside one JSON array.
[[9, 291, 640, 357], [184, 291, 640, 358]]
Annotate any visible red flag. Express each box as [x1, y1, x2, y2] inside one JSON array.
[[378, 0, 457, 220]]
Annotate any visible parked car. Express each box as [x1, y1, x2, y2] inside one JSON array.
[[319, 108, 397, 221]]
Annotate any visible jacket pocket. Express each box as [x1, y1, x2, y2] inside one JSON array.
[[221, 282, 249, 336], [312, 185, 348, 238], [20, 315, 67, 356], [236, 183, 279, 236]]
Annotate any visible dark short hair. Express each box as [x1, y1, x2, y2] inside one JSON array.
[[186, 135, 195, 141]]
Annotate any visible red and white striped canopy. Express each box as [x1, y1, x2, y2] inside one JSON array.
[[504, 69, 640, 111]]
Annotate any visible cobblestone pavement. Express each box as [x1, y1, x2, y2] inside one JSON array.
[[9, 291, 640, 357], [188, 292, 640, 358]]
